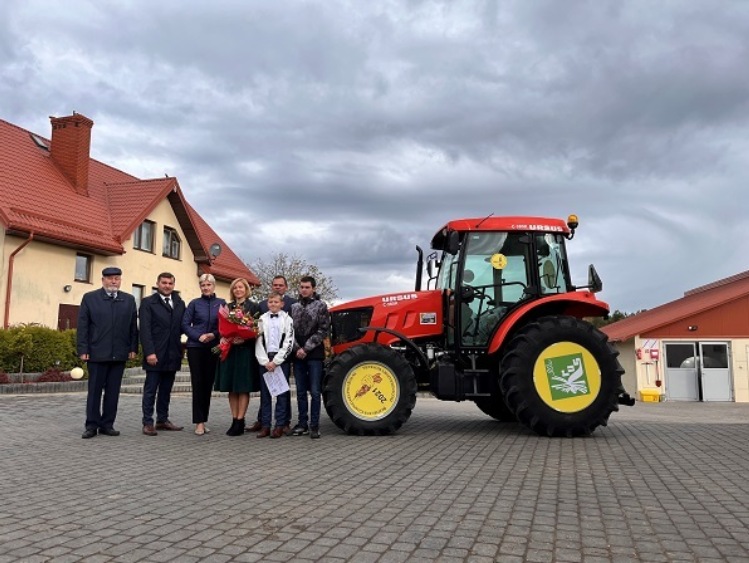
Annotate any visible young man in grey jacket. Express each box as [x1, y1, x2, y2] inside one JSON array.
[[290, 276, 329, 439]]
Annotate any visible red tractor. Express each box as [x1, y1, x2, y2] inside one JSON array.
[[323, 215, 633, 437]]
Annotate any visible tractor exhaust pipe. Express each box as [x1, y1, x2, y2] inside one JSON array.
[[415, 245, 424, 291]]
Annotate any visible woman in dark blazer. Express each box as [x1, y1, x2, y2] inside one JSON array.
[[182, 273, 225, 435]]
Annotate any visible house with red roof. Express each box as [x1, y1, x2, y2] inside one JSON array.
[[601, 272, 749, 403], [0, 112, 259, 329]]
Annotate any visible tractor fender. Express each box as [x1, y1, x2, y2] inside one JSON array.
[[358, 325, 430, 375], [487, 292, 609, 355]]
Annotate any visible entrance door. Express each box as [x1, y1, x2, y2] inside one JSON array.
[[57, 304, 79, 330], [664, 343, 698, 401], [699, 342, 731, 401]]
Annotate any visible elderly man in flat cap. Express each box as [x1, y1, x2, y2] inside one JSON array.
[[77, 266, 138, 439]]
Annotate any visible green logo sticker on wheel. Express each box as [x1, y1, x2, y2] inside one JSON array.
[[533, 342, 601, 413], [343, 362, 400, 421]]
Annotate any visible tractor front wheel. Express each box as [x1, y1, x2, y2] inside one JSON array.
[[499, 315, 624, 437], [323, 343, 417, 435]]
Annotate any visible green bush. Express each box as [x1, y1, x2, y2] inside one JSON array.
[[126, 344, 143, 368], [0, 325, 74, 373], [0, 326, 142, 373]]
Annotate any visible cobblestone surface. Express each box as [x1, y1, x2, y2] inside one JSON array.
[[0, 395, 747, 562]]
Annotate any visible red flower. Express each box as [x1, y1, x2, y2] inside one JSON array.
[[213, 305, 258, 361]]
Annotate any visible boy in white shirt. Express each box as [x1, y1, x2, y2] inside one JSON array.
[[255, 293, 295, 438]]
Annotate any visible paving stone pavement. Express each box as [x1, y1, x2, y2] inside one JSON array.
[[0, 394, 748, 562]]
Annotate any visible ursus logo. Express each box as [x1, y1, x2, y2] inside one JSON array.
[[544, 353, 590, 401]]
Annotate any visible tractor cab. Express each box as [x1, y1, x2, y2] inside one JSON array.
[[426, 216, 582, 351]]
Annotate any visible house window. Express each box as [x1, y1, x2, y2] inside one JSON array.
[[163, 227, 181, 260], [133, 221, 155, 252], [132, 284, 144, 309], [75, 254, 92, 282]]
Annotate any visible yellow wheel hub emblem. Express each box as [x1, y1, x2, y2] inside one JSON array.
[[533, 341, 601, 413], [343, 361, 400, 421]]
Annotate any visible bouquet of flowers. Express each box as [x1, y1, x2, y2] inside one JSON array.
[[212, 304, 261, 361]]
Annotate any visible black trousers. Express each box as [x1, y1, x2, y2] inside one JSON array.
[[86, 361, 125, 430], [187, 347, 218, 424], [142, 370, 177, 426]]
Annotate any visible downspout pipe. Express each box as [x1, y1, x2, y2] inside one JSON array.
[[4, 232, 34, 329]]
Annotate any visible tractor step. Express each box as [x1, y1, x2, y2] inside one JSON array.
[[430, 361, 493, 400]]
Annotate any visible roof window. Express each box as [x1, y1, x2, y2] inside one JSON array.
[[30, 133, 49, 150]]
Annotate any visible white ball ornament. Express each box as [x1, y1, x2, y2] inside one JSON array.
[[70, 367, 85, 380]]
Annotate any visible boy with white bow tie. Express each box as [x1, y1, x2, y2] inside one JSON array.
[[255, 292, 295, 438]]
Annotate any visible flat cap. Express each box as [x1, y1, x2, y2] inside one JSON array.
[[102, 266, 122, 277]]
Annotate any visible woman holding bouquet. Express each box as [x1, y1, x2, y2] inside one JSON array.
[[214, 278, 260, 436]]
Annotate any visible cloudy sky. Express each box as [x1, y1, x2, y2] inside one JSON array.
[[2, 1, 748, 311]]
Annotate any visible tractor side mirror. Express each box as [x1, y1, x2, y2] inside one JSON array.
[[427, 257, 440, 279], [588, 264, 603, 293]]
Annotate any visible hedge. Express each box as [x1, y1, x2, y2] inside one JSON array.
[[0, 325, 142, 374]]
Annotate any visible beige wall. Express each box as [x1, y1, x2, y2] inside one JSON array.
[[1, 199, 235, 328], [613, 339, 637, 397], [731, 339, 749, 402]]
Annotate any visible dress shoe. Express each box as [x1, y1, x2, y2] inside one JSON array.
[[156, 421, 183, 431], [246, 420, 262, 432], [143, 425, 158, 436], [291, 424, 309, 436], [270, 427, 284, 439], [310, 427, 321, 439], [99, 428, 120, 436], [281, 425, 293, 436], [194, 427, 205, 436], [82, 428, 97, 439], [256, 427, 271, 438]]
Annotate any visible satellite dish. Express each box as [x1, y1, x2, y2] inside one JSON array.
[[209, 243, 222, 260]]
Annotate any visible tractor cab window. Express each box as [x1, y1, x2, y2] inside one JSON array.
[[460, 232, 531, 346], [437, 251, 459, 291], [536, 233, 569, 295]]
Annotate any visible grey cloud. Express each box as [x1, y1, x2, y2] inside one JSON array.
[[2, 0, 748, 311]]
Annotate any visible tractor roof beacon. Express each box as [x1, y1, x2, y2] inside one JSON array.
[[324, 214, 634, 437]]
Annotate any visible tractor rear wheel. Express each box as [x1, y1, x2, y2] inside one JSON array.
[[474, 395, 516, 422], [323, 343, 417, 435], [499, 315, 623, 437]]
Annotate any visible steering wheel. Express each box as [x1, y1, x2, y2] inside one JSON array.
[[462, 283, 497, 308]]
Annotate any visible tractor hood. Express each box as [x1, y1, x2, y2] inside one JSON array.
[[330, 289, 444, 351]]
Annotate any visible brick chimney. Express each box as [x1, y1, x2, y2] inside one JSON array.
[[50, 112, 94, 197]]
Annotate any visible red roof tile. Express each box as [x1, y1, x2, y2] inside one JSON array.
[[601, 273, 749, 341], [0, 115, 257, 283], [684, 269, 749, 296]]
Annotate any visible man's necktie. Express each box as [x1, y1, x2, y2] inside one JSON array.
[[270, 313, 278, 318], [165, 297, 172, 309]]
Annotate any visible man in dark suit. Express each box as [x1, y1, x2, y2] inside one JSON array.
[[139, 272, 186, 436], [258, 275, 297, 315], [77, 266, 138, 439]]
